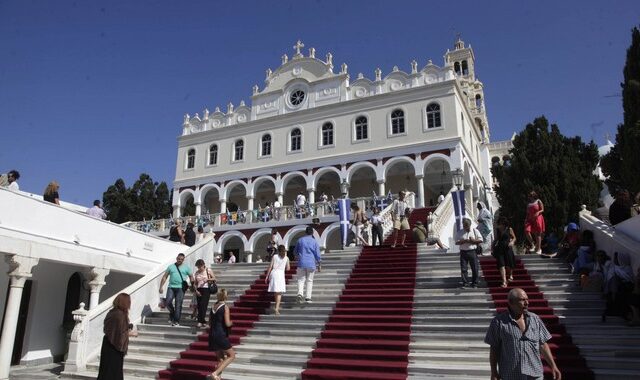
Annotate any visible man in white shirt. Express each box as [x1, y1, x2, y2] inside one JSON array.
[[437, 192, 445, 204], [228, 252, 236, 264], [5, 170, 20, 191], [87, 200, 107, 219], [391, 191, 410, 248], [273, 198, 281, 220], [296, 191, 306, 207], [455, 218, 484, 288]]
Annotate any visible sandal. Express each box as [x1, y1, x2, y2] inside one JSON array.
[[500, 283, 508, 288]]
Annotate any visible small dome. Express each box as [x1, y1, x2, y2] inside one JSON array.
[[598, 139, 614, 157]]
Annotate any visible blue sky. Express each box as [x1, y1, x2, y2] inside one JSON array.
[[1, 0, 638, 207]]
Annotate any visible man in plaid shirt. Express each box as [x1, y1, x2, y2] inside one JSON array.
[[484, 288, 561, 380]]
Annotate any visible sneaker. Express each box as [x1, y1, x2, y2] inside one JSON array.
[[471, 283, 478, 288], [172, 322, 180, 327], [305, 298, 313, 303], [459, 283, 468, 289], [296, 294, 303, 304]]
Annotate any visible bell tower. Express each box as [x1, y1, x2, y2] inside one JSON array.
[[444, 36, 476, 81]]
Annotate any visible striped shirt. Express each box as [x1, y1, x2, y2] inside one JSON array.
[[484, 310, 552, 379]]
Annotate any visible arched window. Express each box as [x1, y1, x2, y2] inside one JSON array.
[[322, 122, 334, 146], [426, 103, 441, 129], [355, 116, 368, 140], [454, 62, 461, 75], [475, 94, 483, 109], [461, 60, 469, 75], [391, 109, 405, 134], [290, 128, 301, 151], [234, 140, 244, 161], [208, 144, 218, 165], [261, 134, 271, 156], [186, 149, 195, 169]]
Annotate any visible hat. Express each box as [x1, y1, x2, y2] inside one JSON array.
[[567, 222, 578, 232], [415, 221, 423, 225]]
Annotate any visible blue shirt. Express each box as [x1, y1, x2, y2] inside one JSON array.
[[295, 235, 321, 269], [165, 263, 192, 288]]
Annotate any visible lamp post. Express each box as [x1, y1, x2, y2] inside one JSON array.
[[451, 168, 464, 190], [340, 179, 350, 198]]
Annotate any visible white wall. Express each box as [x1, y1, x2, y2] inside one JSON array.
[[100, 271, 143, 304]]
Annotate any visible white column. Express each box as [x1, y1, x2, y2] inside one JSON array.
[[277, 192, 283, 206], [416, 176, 425, 208], [247, 196, 254, 211], [245, 251, 253, 263], [246, 196, 254, 224], [195, 201, 202, 217], [0, 255, 39, 380], [220, 200, 227, 214], [308, 189, 315, 204], [173, 205, 180, 218], [86, 268, 109, 310], [378, 180, 385, 197]]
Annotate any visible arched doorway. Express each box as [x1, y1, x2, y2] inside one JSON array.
[[423, 159, 452, 207], [385, 160, 416, 197]]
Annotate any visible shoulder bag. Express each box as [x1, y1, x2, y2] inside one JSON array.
[[176, 264, 189, 292], [207, 268, 218, 294]]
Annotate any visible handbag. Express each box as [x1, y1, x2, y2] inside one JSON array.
[[207, 268, 218, 294], [176, 263, 189, 292], [473, 229, 483, 255]]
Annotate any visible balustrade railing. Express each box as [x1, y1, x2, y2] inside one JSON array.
[[122, 196, 404, 233]]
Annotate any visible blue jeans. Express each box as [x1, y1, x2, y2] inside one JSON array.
[[165, 287, 185, 323]]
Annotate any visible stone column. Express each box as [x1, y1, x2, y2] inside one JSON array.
[[173, 205, 180, 218], [195, 201, 202, 217], [220, 200, 227, 214], [244, 251, 253, 263], [416, 176, 425, 208], [277, 192, 283, 206], [86, 268, 110, 310], [0, 255, 39, 380], [246, 196, 254, 224], [308, 189, 315, 205], [377, 180, 385, 198], [247, 196, 254, 212]]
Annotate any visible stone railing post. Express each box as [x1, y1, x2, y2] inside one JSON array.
[[63, 303, 88, 373]]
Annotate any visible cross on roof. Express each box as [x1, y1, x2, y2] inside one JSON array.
[[293, 40, 305, 56]]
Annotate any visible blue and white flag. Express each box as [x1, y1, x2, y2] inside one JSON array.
[[337, 198, 351, 247], [451, 190, 466, 231]]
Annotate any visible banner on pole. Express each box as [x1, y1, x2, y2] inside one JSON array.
[[337, 198, 351, 247], [452, 190, 466, 231]]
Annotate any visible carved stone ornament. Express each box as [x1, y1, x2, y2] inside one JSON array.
[[375, 68, 382, 81], [292, 66, 302, 76], [411, 60, 418, 74], [5, 254, 39, 281]]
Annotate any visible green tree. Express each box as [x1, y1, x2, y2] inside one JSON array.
[[102, 174, 172, 223], [601, 26, 640, 194], [492, 117, 601, 241]]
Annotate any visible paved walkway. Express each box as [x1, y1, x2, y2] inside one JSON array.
[[9, 363, 62, 379]]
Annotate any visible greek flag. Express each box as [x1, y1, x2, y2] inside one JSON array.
[[452, 190, 465, 231], [337, 198, 351, 247], [261, 211, 270, 222]]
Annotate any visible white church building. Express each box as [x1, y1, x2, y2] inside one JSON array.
[[170, 38, 493, 262]]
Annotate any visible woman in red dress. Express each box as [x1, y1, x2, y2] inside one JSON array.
[[524, 191, 545, 254]]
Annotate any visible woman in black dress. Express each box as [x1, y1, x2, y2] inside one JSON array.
[[492, 217, 516, 288], [97, 293, 138, 380], [43, 181, 60, 204], [207, 288, 235, 380]]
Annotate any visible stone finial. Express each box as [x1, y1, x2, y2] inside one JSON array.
[[265, 68, 272, 80], [325, 52, 333, 66], [203, 108, 209, 120], [411, 60, 418, 74], [253, 84, 259, 95], [227, 102, 234, 113], [357, 72, 364, 79], [281, 54, 288, 65], [239, 100, 246, 107], [392, 65, 399, 72], [308, 47, 315, 58], [375, 67, 382, 81], [214, 106, 221, 113], [341, 63, 348, 74], [183, 114, 190, 125], [293, 40, 305, 58]]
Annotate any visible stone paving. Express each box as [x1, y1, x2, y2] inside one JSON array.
[[9, 363, 62, 379]]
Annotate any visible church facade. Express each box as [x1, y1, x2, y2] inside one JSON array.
[[171, 39, 492, 260]]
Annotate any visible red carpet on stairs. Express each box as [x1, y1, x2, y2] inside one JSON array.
[[301, 208, 431, 380], [479, 257, 595, 380], [157, 264, 297, 380]]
